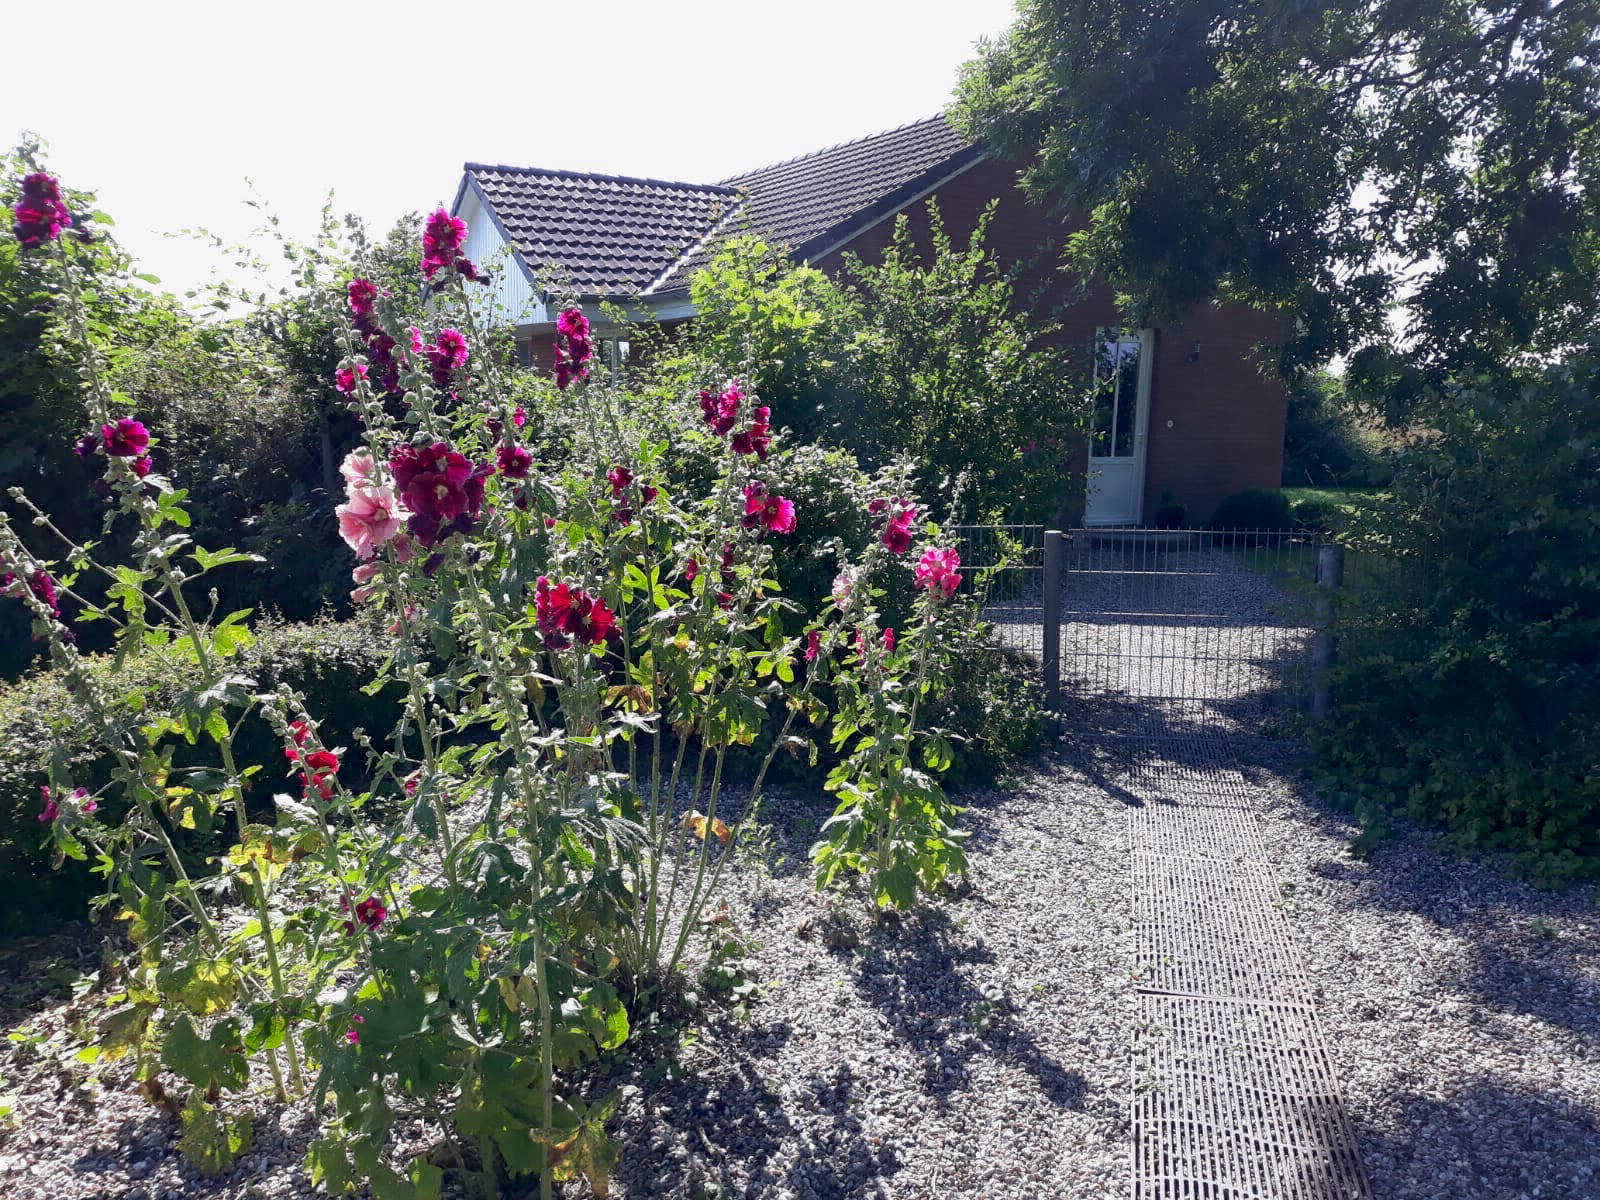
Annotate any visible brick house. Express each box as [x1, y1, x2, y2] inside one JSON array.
[[450, 115, 1286, 526]]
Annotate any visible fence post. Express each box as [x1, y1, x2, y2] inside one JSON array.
[[1042, 529, 1064, 710], [1311, 543, 1344, 723]]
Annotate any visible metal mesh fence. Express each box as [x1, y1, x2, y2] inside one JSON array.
[[951, 523, 1046, 657]]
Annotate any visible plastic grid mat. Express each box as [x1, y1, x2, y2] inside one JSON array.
[[1133, 993, 1371, 1200]]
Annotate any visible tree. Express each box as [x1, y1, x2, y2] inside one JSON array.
[[953, 0, 1600, 390]]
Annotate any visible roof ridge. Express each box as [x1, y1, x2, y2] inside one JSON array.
[[641, 198, 752, 297], [464, 162, 739, 195], [718, 113, 960, 185]]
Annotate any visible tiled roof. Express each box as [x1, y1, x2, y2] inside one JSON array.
[[465, 165, 740, 296], [462, 115, 983, 302]]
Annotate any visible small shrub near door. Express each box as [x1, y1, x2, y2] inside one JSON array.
[[1207, 488, 1292, 532]]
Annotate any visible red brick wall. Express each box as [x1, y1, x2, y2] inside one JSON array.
[[812, 158, 1286, 524]]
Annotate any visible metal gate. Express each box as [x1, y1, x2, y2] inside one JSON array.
[[960, 526, 1333, 730]]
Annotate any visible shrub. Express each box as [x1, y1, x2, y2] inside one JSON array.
[[0, 618, 404, 934], [1290, 496, 1340, 533], [1207, 488, 1292, 532], [1152, 490, 1186, 529], [1282, 368, 1394, 487], [1317, 363, 1600, 883]]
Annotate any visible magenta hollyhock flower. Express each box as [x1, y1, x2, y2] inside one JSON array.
[[699, 386, 741, 437], [496, 444, 532, 478], [883, 627, 896, 653], [556, 309, 589, 339], [12, 173, 72, 248], [342, 895, 387, 934], [914, 546, 962, 599], [38, 785, 58, 823], [742, 482, 796, 534], [607, 466, 633, 495], [74, 431, 98, 458], [73, 787, 96, 815], [407, 326, 425, 354], [684, 557, 699, 583], [131, 456, 152, 478], [389, 441, 487, 545], [454, 257, 488, 283], [101, 417, 150, 458], [534, 576, 617, 649], [881, 503, 918, 554], [553, 309, 593, 391], [806, 629, 821, 662], [334, 363, 368, 394], [346, 1013, 365, 1044], [4, 568, 63, 623], [424, 329, 469, 391], [421, 209, 468, 279], [347, 278, 379, 315]]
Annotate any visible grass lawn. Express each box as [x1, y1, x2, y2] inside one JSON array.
[[1282, 485, 1385, 514]]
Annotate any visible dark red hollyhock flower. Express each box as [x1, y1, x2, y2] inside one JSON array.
[[101, 417, 150, 458], [302, 749, 340, 801], [74, 431, 98, 458], [534, 576, 617, 649], [454, 257, 488, 283], [424, 328, 469, 390], [347, 278, 379, 315], [731, 405, 772, 459], [867, 498, 888, 515], [607, 465, 633, 495], [12, 173, 72, 248], [684, 557, 699, 583], [390, 441, 488, 545], [341, 894, 388, 935], [883, 627, 896, 653], [283, 719, 311, 760], [699, 386, 741, 436], [4, 568, 63, 623], [496, 444, 532, 478]]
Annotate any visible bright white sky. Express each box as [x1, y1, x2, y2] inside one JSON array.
[[2, 0, 1018, 302]]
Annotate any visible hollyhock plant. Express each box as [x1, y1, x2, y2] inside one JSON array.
[[554, 307, 593, 390], [38, 785, 59, 823], [807, 629, 822, 662], [424, 328, 469, 390], [914, 546, 962, 599], [4, 567, 63, 623], [347, 278, 379, 315], [336, 477, 406, 560], [699, 385, 742, 436], [731, 405, 772, 459], [101, 417, 150, 458], [301, 749, 340, 801], [421, 208, 468, 279], [12, 172, 72, 248], [881, 503, 918, 554]]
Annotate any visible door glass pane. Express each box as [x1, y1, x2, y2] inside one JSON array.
[[1112, 336, 1140, 457], [1091, 332, 1141, 459]]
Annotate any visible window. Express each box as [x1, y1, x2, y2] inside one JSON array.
[[1090, 330, 1143, 459]]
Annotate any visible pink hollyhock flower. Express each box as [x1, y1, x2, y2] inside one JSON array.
[[742, 482, 796, 535], [881, 503, 918, 554], [350, 560, 382, 604], [334, 363, 368, 394], [534, 576, 617, 649], [806, 630, 821, 662], [73, 787, 96, 815], [340, 451, 376, 488], [544, 516, 557, 529], [347, 278, 379, 315], [336, 481, 407, 560], [404, 771, 420, 797], [883, 627, 896, 653], [454, 257, 488, 283], [914, 546, 962, 599], [101, 417, 149, 458], [407, 326, 425, 354], [513, 406, 526, 428], [12, 173, 72, 248], [346, 1013, 364, 1044], [38, 785, 58, 823], [496, 444, 532, 478], [831, 568, 857, 606]]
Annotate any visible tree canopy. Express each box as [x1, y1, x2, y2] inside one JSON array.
[[953, 0, 1600, 388]]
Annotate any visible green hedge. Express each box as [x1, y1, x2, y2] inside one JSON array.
[[0, 618, 405, 934]]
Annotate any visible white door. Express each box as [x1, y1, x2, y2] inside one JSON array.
[[1084, 328, 1153, 526]]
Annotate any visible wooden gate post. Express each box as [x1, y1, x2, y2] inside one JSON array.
[[1043, 529, 1064, 710], [1311, 543, 1345, 723]]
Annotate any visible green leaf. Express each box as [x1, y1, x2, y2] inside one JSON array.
[[161, 1014, 249, 1092], [177, 1091, 252, 1174]]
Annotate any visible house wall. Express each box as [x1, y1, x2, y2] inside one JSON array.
[[457, 185, 547, 329], [811, 157, 1287, 525]]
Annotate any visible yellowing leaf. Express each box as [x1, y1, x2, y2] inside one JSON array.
[[682, 811, 731, 845]]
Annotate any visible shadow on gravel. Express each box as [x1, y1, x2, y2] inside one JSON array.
[[1354, 1079, 1600, 1199], [850, 910, 1087, 1112]]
